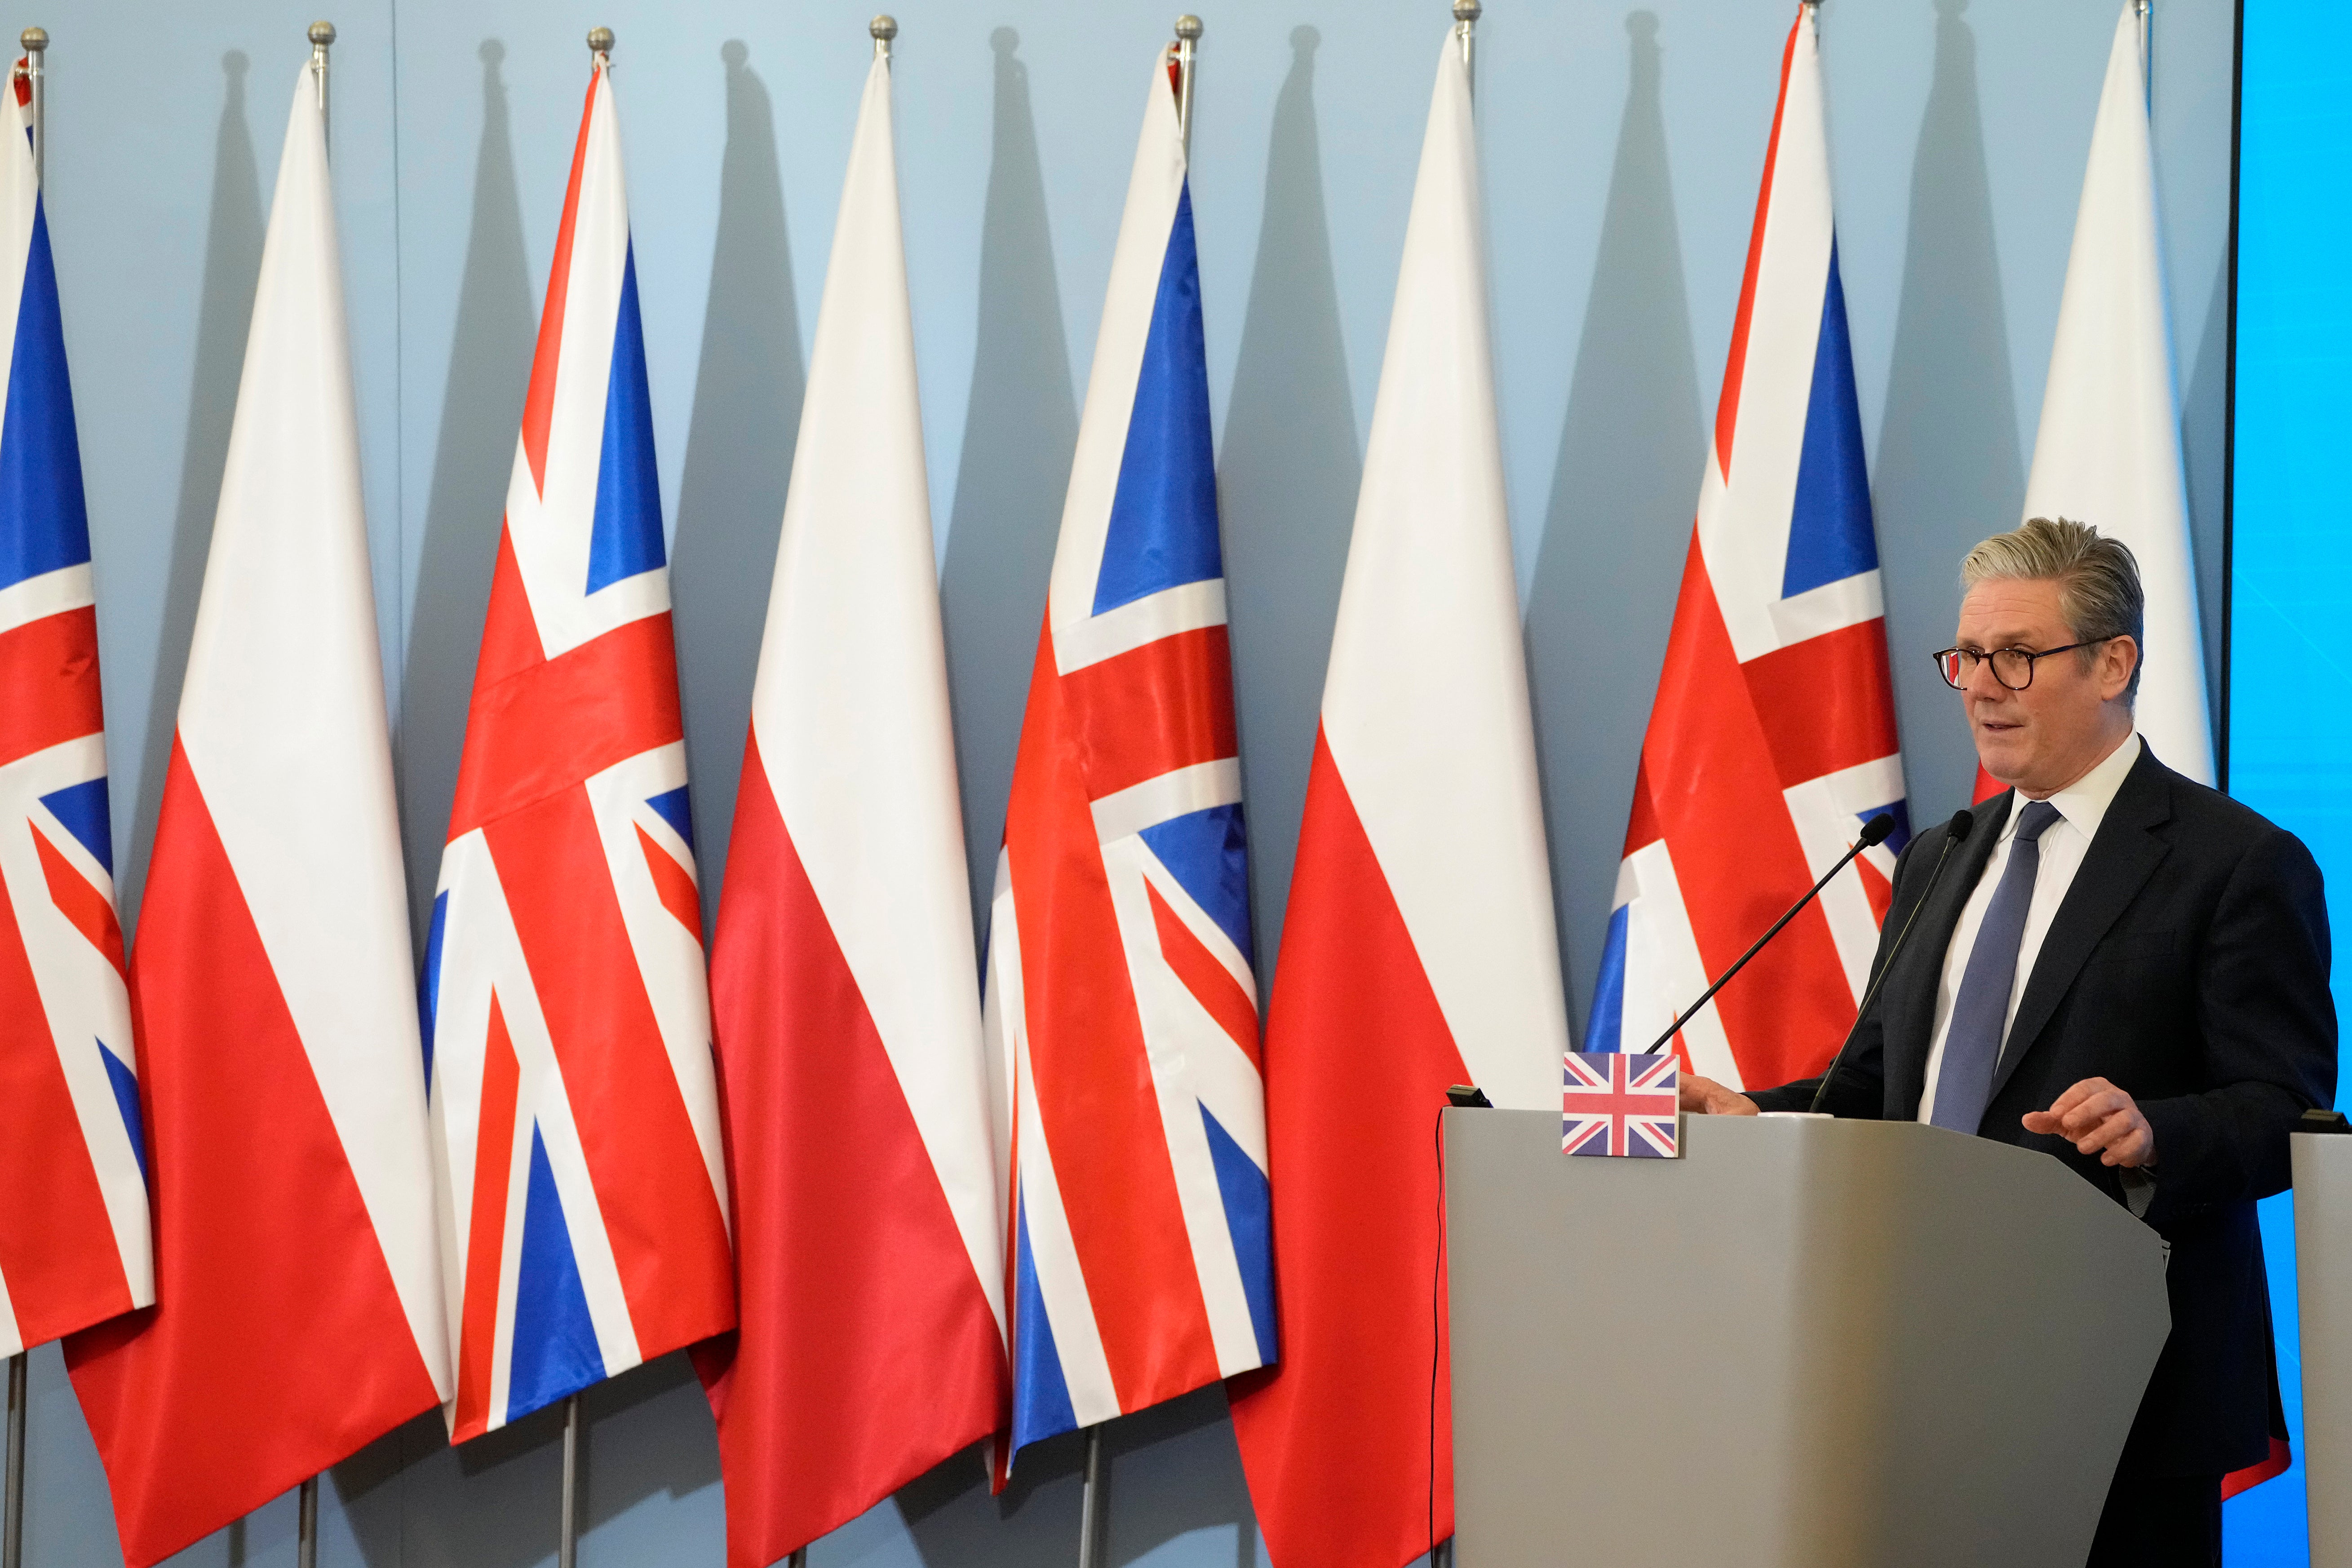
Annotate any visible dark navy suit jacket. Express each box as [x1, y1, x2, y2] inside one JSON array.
[[1750, 744, 2337, 1475]]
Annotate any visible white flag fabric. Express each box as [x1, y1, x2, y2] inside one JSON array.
[[65, 66, 448, 1568], [697, 50, 1006, 1565], [2023, 0, 2214, 783]]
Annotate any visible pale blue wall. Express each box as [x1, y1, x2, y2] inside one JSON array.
[[18, 0, 2239, 1564]]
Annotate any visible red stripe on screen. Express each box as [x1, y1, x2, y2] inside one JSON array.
[[2224, 1436, 2291, 1499]]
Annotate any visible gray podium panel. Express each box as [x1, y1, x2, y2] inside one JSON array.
[[2297, 1132, 2352, 1567], [1446, 1111, 2168, 1568]]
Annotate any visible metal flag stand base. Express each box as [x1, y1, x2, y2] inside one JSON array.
[[1076, 1426, 1107, 1568], [297, 1475, 318, 1568], [558, 1395, 581, 1568], [4, 1352, 26, 1568]]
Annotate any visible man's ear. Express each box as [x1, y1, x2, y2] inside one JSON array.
[[2101, 635, 2140, 701]]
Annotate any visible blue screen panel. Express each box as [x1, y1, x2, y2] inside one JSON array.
[[2229, 3, 2352, 1559]]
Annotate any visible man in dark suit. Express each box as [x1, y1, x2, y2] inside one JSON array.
[[1680, 517, 2336, 1567]]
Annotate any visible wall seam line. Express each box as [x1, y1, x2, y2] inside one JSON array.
[[390, 0, 408, 762]]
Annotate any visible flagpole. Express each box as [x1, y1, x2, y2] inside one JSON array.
[[2135, 0, 2152, 113], [286, 1477, 315, 1568], [1072, 35, 1209, 1566], [1173, 14, 1200, 149], [554, 1393, 580, 1568], [308, 19, 332, 118], [1076, 1426, 1107, 1568], [777, 22, 913, 1555], [547, 44, 617, 1568], [3, 1351, 24, 1568], [288, 26, 338, 1568], [1431, 22, 1481, 1565], [1069, 9, 1208, 1542], [18, 27, 41, 187], [776, 47, 901, 1568], [1434, 0, 1484, 1548], [3, 63, 39, 1545]]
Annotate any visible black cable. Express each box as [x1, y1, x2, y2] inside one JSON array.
[[1808, 809, 1975, 1114], [1431, 1103, 1446, 1567]]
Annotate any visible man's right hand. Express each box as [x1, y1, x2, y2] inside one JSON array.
[[1680, 1074, 1758, 1116]]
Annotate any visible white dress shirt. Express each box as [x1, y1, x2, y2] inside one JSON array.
[[1916, 731, 2142, 1125]]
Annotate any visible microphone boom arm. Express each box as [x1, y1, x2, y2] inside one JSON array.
[[1641, 816, 1893, 1059]]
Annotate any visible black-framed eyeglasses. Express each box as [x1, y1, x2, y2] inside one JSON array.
[[1933, 641, 2111, 692]]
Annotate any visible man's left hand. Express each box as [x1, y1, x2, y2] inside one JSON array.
[[2021, 1077, 2157, 1168]]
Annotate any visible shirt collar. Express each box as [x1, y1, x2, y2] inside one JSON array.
[[2002, 731, 2141, 845]]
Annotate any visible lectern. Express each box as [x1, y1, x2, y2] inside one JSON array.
[[1445, 1110, 2169, 1567], [2297, 1129, 2352, 1566]]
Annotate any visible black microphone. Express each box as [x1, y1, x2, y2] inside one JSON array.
[[1641, 812, 1897, 1058], [1808, 808, 1977, 1114]]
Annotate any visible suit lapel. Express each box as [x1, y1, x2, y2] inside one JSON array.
[[1989, 749, 2175, 1102], [1884, 796, 2011, 1117]]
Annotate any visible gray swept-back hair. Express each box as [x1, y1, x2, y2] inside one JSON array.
[[1960, 516, 2144, 700]]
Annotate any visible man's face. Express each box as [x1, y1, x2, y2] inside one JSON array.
[[1954, 577, 2136, 795]]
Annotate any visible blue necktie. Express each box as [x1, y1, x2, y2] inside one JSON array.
[[1930, 800, 2063, 1134]]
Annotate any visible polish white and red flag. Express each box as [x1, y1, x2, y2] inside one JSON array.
[[693, 46, 1006, 1566], [986, 45, 1272, 1464], [0, 62, 152, 1358], [63, 65, 450, 1568], [1584, 7, 1908, 1093], [1226, 30, 1568, 1568], [420, 54, 734, 1443]]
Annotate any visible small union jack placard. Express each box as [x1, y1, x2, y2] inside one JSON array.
[[1564, 1051, 1680, 1158]]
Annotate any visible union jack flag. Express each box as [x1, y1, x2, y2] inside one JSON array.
[[1587, 8, 1907, 1091], [1563, 1052, 1679, 1159], [983, 49, 1271, 1462], [0, 58, 151, 1357], [422, 56, 734, 1441]]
